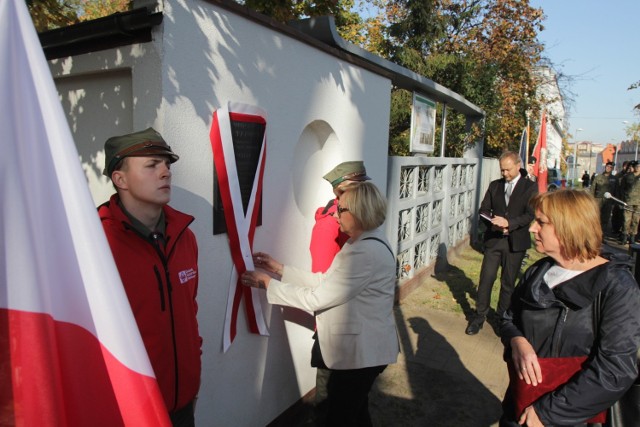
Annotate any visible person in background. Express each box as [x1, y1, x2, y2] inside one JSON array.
[[611, 161, 631, 235], [465, 151, 538, 336], [525, 156, 537, 182], [499, 190, 640, 426], [242, 181, 399, 427], [99, 128, 201, 427], [620, 160, 640, 244], [310, 161, 371, 272], [309, 160, 371, 418], [581, 170, 590, 188], [590, 161, 616, 233]]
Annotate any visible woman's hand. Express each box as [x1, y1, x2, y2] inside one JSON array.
[[511, 336, 542, 386], [241, 270, 272, 290], [253, 252, 283, 277], [518, 405, 543, 426]]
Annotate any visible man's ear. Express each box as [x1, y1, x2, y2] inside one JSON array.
[[111, 170, 127, 191]]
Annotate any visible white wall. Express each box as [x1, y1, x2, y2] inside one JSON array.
[[50, 1, 391, 425]]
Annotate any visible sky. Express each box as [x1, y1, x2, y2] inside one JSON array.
[[529, 0, 639, 145]]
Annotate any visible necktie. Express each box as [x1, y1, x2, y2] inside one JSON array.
[[505, 181, 513, 205]]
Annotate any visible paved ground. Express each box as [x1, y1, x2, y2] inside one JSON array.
[[368, 287, 508, 427]]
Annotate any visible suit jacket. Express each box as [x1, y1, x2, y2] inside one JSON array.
[[267, 227, 400, 369], [480, 176, 537, 252]]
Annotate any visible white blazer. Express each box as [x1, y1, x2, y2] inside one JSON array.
[[267, 227, 400, 369]]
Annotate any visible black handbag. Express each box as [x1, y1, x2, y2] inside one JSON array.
[[594, 292, 640, 427]]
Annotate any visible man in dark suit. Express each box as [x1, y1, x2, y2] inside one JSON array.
[[466, 151, 537, 335]]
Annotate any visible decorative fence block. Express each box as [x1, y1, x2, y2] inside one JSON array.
[[386, 157, 481, 281]]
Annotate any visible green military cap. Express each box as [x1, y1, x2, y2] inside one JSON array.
[[103, 127, 179, 177], [323, 161, 371, 188]]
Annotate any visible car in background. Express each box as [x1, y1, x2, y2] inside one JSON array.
[[547, 168, 565, 191]]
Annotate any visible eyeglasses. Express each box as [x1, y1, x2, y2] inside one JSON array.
[[337, 205, 350, 215]]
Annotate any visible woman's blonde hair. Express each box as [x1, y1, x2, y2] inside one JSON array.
[[339, 181, 387, 231], [531, 189, 601, 261]]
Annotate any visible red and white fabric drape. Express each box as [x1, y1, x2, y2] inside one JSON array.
[[210, 102, 269, 352]]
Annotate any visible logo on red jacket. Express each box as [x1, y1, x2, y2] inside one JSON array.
[[178, 268, 197, 284]]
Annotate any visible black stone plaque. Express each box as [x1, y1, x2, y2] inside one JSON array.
[[213, 120, 265, 235]]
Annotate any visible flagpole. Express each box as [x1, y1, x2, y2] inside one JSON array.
[[525, 110, 531, 165]]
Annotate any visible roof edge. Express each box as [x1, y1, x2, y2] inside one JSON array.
[[39, 7, 163, 60]]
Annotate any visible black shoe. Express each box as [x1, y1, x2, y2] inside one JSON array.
[[465, 320, 484, 335]]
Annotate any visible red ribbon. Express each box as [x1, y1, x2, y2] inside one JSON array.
[[210, 103, 268, 351]]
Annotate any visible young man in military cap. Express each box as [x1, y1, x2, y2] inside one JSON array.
[[308, 160, 371, 420], [98, 128, 201, 426]]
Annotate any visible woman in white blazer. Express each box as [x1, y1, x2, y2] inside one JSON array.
[[242, 181, 399, 426]]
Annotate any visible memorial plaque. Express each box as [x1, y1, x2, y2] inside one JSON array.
[[213, 120, 265, 235]]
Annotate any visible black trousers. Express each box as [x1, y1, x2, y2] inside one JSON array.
[[612, 204, 625, 233], [475, 238, 526, 319], [169, 400, 195, 427], [325, 365, 387, 427]]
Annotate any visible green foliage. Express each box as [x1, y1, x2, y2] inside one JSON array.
[[27, 0, 131, 32], [240, 0, 358, 26], [388, 89, 412, 156], [27, 0, 79, 31], [629, 80, 640, 110], [335, 1, 544, 158]]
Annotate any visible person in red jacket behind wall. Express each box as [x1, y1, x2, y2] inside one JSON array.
[[309, 160, 371, 420], [98, 128, 201, 427], [310, 161, 372, 272]]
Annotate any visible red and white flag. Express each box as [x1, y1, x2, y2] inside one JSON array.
[[210, 102, 269, 352], [532, 110, 548, 193], [0, 1, 169, 425]]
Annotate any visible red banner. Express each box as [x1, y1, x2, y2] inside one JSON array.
[[532, 110, 548, 193]]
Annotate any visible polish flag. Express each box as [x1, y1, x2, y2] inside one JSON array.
[[532, 110, 548, 193], [0, 1, 170, 426]]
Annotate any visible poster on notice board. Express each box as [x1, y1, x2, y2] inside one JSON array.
[[410, 93, 436, 154]]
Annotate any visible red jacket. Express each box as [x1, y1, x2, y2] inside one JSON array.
[[99, 195, 201, 412], [309, 199, 349, 273]]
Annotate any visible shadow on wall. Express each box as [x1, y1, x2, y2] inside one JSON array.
[[170, 186, 305, 426], [165, 3, 370, 135]]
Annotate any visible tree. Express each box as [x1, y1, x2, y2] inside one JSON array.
[[629, 80, 640, 111], [362, 0, 544, 157], [27, 0, 79, 31], [240, 0, 364, 38], [27, 0, 131, 32], [625, 121, 640, 143]]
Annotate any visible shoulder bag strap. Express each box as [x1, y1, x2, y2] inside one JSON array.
[[362, 236, 394, 260]]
